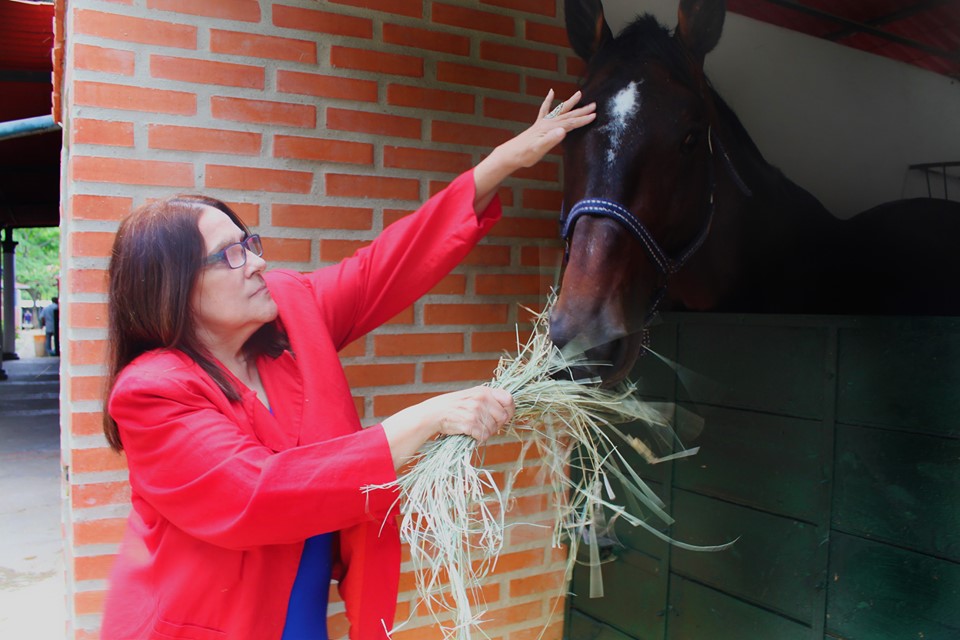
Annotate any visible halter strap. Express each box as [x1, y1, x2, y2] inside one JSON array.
[[711, 127, 752, 198], [558, 127, 747, 342], [560, 127, 722, 278], [560, 196, 715, 277]]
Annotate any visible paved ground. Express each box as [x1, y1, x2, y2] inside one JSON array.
[[0, 350, 67, 639]]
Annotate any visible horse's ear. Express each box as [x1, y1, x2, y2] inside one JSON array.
[[565, 0, 613, 63], [676, 0, 726, 64]]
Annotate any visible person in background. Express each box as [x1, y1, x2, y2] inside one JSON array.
[[100, 91, 596, 640], [39, 297, 58, 356]]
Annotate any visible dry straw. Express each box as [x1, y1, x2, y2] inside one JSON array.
[[368, 296, 731, 639]]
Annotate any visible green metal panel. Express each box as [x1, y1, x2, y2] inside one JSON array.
[[833, 424, 960, 560], [667, 576, 814, 640], [610, 420, 672, 486], [670, 490, 825, 624], [567, 315, 959, 640], [676, 322, 827, 419], [826, 532, 960, 639], [605, 476, 670, 557], [568, 432, 671, 553], [571, 546, 667, 640], [673, 404, 827, 522], [633, 323, 679, 402], [836, 322, 960, 437], [568, 610, 638, 640]]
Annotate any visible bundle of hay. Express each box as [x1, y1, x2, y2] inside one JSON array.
[[368, 297, 729, 639]]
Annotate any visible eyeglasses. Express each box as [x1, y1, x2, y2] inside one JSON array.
[[204, 235, 263, 269]]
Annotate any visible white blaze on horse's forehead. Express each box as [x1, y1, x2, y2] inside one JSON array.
[[602, 81, 642, 167], [610, 81, 640, 121]]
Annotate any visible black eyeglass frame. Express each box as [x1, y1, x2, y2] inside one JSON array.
[[203, 234, 263, 269]]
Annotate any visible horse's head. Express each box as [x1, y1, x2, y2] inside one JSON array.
[[551, 0, 727, 385]]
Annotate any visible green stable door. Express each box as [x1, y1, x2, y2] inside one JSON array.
[[565, 313, 960, 640]]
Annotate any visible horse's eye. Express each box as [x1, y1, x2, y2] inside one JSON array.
[[681, 130, 699, 153]]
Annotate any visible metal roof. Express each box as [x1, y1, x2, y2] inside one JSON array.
[[728, 0, 960, 80], [0, 0, 957, 228], [0, 0, 58, 229], [0, 0, 55, 73]]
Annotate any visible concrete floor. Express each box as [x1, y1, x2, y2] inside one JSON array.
[[0, 350, 67, 638]]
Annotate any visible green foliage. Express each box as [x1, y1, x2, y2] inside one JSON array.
[[14, 227, 60, 306]]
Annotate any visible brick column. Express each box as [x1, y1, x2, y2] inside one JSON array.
[[56, 1, 580, 638]]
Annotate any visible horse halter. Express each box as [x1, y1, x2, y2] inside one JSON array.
[[558, 127, 751, 348]]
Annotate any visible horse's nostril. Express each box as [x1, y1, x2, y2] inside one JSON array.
[[585, 339, 619, 367], [555, 342, 620, 385], [548, 313, 575, 351], [550, 306, 636, 385]]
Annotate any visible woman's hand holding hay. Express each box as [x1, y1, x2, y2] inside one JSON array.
[[427, 387, 514, 441], [382, 386, 515, 468]]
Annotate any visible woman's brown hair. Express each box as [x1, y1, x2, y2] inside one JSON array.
[[102, 195, 288, 451]]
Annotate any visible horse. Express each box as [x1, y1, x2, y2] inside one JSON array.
[[549, 0, 960, 385]]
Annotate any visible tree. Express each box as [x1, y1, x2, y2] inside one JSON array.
[[14, 227, 60, 318]]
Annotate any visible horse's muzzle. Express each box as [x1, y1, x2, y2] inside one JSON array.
[[549, 314, 641, 387]]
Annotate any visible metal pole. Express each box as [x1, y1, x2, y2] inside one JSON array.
[[2, 228, 18, 361], [0, 115, 61, 142]]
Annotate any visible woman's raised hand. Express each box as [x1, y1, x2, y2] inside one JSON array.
[[381, 386, 515, 468], [473, 89, 596, 210], [506, 89, 597, 169]]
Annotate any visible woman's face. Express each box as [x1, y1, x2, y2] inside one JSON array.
[[191, 206, 278, 350]]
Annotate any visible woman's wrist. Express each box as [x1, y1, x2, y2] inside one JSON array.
[[381, 406, 436, 469], [473, 145, 517, 211]]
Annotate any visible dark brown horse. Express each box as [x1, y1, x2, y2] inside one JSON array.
[[550, 0, 960, 384]]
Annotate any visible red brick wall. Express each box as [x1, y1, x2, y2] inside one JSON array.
[[57, 1, 579, 638]]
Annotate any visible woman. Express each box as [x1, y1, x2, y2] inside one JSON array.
[[100, 91, 595, 640]]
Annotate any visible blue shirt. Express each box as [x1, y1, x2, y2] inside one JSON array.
[[281, 533, 333, 640], [40, 303, 57, 334]]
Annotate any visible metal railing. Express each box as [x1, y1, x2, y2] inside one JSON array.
[[908, 161, 960, 200]]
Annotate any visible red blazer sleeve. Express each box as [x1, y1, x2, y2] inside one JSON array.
[[109, 356, 399, 551], [309, 169, 501, 349]]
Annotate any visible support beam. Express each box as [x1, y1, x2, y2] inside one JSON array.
[[758, 0, 960, 64], [0, 115, 61, 143], [823, 0, 955, 41], [908, 161, 960, 200], [1, 228, 17, 367], [0, 70, 51, 83]]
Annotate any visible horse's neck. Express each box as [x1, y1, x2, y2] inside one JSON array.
[[712, 104, 840, 240], [671, 137, 842, 312], [710, 90, 839, 231]]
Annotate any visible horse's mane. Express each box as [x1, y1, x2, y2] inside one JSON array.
[[606, 16, 764, 163], [604, 15, 702, 93], [625, 15, 832, 218], [590, 13, 833, 221], [710, 88, 833, 218]]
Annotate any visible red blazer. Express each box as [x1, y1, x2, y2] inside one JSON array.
[[101, 171, 501, 640]]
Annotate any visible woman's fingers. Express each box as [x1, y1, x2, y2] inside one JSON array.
[[537, 88, 556, 120], [549, 104, 597, 133], [383, 387, 513, 466], [500, 90, 596, 168], [432, 386, 514, 443], [466, 387, 511, 442], [489, 388, 515, 426], [470, 89, 596, 203], [484, 387, 514, 433], [541, 90, 594, 124]]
